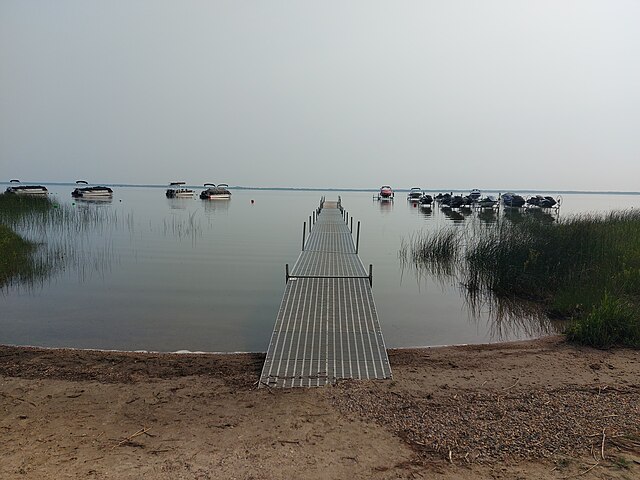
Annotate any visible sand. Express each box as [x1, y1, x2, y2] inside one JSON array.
[[1, 336, 639, 479]]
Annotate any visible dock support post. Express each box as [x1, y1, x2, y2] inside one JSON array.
[[309, 215, 312, 231], [350, 217, 353, 233], [302, 222, 306, 251], [369, 264, 373, 287], [356, 221, 361, 254], [286, 264, 289, 283]]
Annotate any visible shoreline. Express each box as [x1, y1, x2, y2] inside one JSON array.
[[1, 335, 639, 479], [0, 336, 545, 356]]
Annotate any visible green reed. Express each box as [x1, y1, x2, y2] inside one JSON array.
[[0, 193, 126, 289], [399, 227, 462, 278], [403, 209, 640, 348]]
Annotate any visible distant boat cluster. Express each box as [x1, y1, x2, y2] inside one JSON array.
[[375, 185, 562, 211], [3, 180, 233, 202], [165, 182, 231, 200]]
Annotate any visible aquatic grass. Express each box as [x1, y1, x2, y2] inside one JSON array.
[[402, 209, 640, 347], [399, 227, 462, 279], [0, 192, 127, 289]]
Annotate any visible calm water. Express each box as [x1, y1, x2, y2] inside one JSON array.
[[2, 186, 638, 352]]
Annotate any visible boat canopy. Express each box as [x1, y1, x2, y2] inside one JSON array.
[[76, 180, 89, 185]]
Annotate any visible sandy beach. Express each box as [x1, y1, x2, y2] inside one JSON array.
[[1, 335, 638, 479]]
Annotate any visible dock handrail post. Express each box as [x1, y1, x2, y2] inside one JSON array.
[[313, 211, 316, 224], [350, 217, 353, 233], [356, 221, 361, 254], [309, 215, 312, 231], [369, 264, 373, 287], [286, 263, 289, 283], [346, 211, 348, 224], [302, 222, 306, 251]]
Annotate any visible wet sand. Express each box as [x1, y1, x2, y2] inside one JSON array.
[[1, 336, 639, 479]]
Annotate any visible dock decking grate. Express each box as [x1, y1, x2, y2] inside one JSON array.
[[260, 202, 391, 388]]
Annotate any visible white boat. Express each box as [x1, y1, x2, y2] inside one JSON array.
[[469, 189, 481, 201], [71, 180, 113, 198], [407, 187, 422, 201], [5, 179, 48, 195], [165, 182, 194, 198], [199, 183, 231, 200]]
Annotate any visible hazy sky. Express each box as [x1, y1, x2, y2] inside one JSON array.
[[1, 1, 639, 191]]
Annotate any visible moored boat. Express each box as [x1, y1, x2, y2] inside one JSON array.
[[165, 182, 194, 198], [378, 185, 394, 200], [5, 179, 48, 195], [199, 183, 231, 200], [407, 187, 422, 201], [71, 180, 113, 198], [501, 192, 525, 208], [526, 195, 559, 209], [477, 195, 498, 209], [419, 193, 433, 208], [469, 188, 481, 201]]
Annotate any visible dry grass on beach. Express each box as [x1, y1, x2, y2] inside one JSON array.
[[1, 336, 639, 479]]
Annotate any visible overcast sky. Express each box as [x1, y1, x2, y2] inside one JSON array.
[[1, 1, 639, 191]]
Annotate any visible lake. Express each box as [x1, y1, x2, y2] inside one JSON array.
[[2, 185, 638, 352]]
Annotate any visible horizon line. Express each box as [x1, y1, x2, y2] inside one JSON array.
[[1, 181, 639, 196]]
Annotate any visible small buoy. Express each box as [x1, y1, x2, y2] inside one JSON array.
[[251, 199, 255, 204]]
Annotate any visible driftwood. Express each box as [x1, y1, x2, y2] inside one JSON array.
[[112, 427, 152, 449]]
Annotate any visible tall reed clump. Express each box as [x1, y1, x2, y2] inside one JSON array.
[[403, 209, 640, 348], [464, 210, 640, 347], [400, 228, 462, 278], [0, 224, 36, 285], [0, 195, 57, 287]]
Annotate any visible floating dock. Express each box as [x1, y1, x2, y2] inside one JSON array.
[[260, 199, 392, 388]]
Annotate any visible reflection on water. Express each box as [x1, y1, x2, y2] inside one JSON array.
[[166, 197, 194, 210], [74, 197, 114, 205], [376, 198, 394, 213], [202, 198, 231, 214], [463, 288, 566, 339]]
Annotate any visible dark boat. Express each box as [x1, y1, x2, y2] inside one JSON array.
[[419, 193, 433, 207], [501, 192, 525, 208], [199, 183, 231, 200], [526, 195, 558, 209], [71, 180, 113, 198]]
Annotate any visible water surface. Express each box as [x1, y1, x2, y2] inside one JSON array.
[[2, 186, 638, 351]]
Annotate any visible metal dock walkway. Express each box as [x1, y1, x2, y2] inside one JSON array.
[[260, 199, 392, 388]]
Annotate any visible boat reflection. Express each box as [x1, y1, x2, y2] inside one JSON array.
[[419, 204, 433, 218], [74, 197, 114, 206], [377, 198, 393, 213], [203, 198, 231, 214], [166, 198, 193, 210]]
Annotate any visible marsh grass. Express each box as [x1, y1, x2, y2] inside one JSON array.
[[399, 228, 462, 279], [403, 209, 640, 347], [0, 193, 125, 289], [0, 224, 52, 287]]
